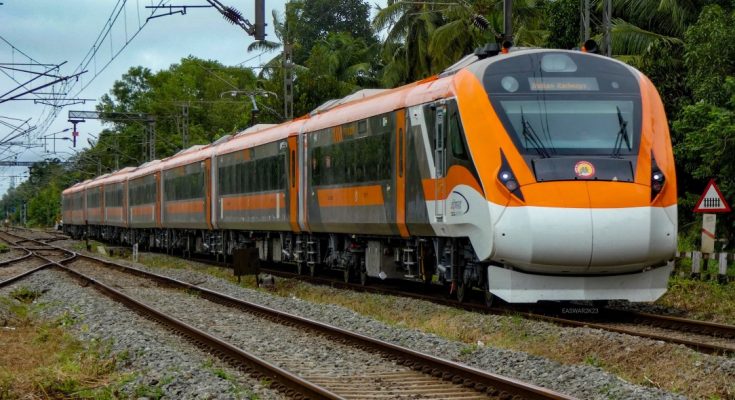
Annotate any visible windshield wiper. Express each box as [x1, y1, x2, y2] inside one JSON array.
[[520, 108, 551, 158], [611, 106, 631, 158]]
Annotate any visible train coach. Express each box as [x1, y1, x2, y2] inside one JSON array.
[[62, 45, 677, 304]]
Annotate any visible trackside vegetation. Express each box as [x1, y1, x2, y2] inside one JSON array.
[[0, 289, 123, 398]]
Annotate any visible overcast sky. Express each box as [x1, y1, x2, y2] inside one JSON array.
[[0, 0, 303, 197]]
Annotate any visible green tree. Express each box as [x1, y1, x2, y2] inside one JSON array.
[[97, 57, 258, 168], [682, 4, 735, 107], [28, 182, 62, 227], [287, 0, 377, 65], [673, 5, 735, 240], [373, 0, 444, 86], [545, 0, 580, 49], [374, 0, 547, 86]]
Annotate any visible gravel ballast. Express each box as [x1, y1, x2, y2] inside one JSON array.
[[0, 268, 284, 400], [57, 247, 696, 400]]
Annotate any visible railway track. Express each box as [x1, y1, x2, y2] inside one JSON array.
[[0, 230, 574, 400], [18, 226, 733, 356], [0, 231, 61, 286], [250, 262, 735, 355]]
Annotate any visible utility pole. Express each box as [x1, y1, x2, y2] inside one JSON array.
[[181, 104, 189, 148], [147, 120, 156, 161], [282, 1, 294, 121], [283, 44, 294, 121], [603, 0, 612, 56], [580, 0, 590, 42], [503, 0, 513, 43]]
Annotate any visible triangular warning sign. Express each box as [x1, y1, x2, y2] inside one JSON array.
[[694, 179, 731, 213]]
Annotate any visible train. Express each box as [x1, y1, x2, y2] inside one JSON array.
[[62, 44, 678, 305]]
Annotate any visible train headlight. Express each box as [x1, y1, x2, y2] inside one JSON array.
[[651, 155, 666, 200], [498, 151, 524, 201], [499, 171, 519, 191]]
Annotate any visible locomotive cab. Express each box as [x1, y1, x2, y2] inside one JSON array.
[[460, 50, 677, 303]]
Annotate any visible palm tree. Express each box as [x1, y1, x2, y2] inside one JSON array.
[[606, 0, 697, 58], [305, 32, 379, 88], [246, 10, 290, 80], [374, 0, 548, 86], [373, 0, 445, 86]]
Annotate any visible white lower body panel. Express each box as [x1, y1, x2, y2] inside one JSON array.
[[488, 263, 673, 303]]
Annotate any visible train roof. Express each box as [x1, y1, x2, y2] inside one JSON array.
[[62, 180, 89, 195], [302, 75, 453, 132], [127, 159, 162, 180], [310, 89, 389, 115], [159, 143, 216, 171], [83, 173, 113, 190], [93, 166, 137, 186], [214, 118, 308, 156], [234, 124, 278, 137]]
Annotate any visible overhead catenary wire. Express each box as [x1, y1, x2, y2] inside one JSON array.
[[33, 1, 167, 138]]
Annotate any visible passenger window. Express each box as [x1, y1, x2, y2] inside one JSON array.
[[449, 111, 468, 160]]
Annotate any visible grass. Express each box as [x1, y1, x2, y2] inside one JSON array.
[[656, 276, 735, 324], [80, 246, 735, 399], [201, 358, 261, 399], [0, 243, 9, 253], [660, 229, 735, 325], [10, 286, 42, 303], [0, 294, 123, 399], [131, 375, 173, 400]]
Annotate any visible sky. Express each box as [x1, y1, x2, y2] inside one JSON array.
[[0, 0, 300, 197]]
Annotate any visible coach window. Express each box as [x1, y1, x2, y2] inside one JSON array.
[[449, 110, 468, 160]]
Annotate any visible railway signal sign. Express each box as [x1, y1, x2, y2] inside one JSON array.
[[694, 180, 730, 254], [694, 179, 731, 213]]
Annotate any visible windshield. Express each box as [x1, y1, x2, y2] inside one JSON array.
[[483, 51, 642, 157], [498, 98, 636, 155]]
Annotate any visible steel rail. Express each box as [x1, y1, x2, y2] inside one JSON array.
[[60, 252, 575, 400], [11, 228, 733, 355], [253, 265, 735, 355], [605, 309, 735, 340], [0, 264, 54, 288], [0, 234, 345, 400], [56, 264, 345, 400], [0, 232, 62, 286], [0, 248, 33, 266], [1, 229, 574, 400]]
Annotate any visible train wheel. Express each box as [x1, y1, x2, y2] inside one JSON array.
[[456, 278, 467, 303], [484, 291, 496, 308]]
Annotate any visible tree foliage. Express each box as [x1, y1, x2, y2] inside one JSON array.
[[673, 5, 735, 240], [286, 0, 377, 65], [545, 0, 580, 50]]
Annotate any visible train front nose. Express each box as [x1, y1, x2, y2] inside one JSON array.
[[491, 182, 677, 274]]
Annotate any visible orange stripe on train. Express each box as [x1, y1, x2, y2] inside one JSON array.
[[317, 185, 384, 207], [165, 200, 205, 214], [131, 205, 155, 217], [106, 207, 123, 219], [222, 192, 286, 211]]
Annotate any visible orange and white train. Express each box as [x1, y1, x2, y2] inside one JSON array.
[[62, 47, 677, 304]]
